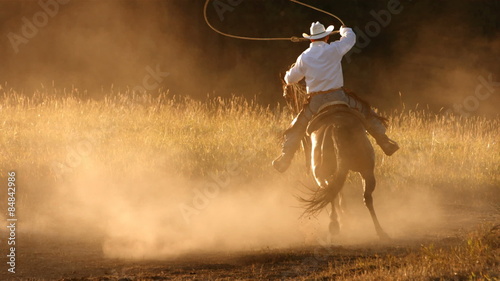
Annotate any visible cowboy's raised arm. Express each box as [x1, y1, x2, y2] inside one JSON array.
[[334, 26, 356, 55], [284, 56, 305, 85]]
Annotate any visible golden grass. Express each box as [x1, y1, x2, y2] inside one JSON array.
[[384, 109, 499, 191], [1, 90, 287, 180], [1, 89, 497, 191]]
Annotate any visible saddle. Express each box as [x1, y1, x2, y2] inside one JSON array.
[[306, 102, 369, 136]]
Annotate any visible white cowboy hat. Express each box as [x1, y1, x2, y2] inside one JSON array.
[[302, 21, 334, 40]]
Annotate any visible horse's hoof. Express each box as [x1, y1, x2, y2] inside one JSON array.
[[329, 222, 340, 236], [326, 234, 333, 245], [378, 232, 391, 241]]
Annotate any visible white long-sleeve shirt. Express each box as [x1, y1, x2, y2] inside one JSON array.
[[284, 27, 356, 93]]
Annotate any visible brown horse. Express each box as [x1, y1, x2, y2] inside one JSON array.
[[300, 104, 389, 239]]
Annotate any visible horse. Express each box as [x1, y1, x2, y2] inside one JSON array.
[[299, 103, 390, 240]]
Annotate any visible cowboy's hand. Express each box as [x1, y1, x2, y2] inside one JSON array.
[[339, 25, 350, 36], [283, 84, 292, 98]]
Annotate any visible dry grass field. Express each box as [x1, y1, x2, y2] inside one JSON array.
[[0, 89, 498, 280]]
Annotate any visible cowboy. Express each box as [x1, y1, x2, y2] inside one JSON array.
[[273, 22, 399, 173]]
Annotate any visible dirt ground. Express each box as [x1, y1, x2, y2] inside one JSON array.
[[1, 200, 498, 281]]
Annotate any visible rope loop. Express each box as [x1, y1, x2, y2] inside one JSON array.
[[204, 0, 345, 42]]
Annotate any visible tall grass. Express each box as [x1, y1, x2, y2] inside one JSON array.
[[383, 108, 498, 192], [0, 89, 498, 193]]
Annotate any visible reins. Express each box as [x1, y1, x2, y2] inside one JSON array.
[[203, 0, 345, 42]]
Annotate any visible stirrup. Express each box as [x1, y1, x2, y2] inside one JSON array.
[[272, 153, 293, 173]]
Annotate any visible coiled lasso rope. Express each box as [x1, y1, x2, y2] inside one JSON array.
[[203, 0, 345, 42]]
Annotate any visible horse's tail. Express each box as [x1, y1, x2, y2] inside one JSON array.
[[299, 125, 342, 217], [298, 184, 338, 217]]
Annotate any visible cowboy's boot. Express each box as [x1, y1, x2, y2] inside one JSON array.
[[374, 134, 399, 156], [273, 111, 310, 173], [273, 130, 301, 173], [272, 151, 294, 173], [364, 112, 399, 156]]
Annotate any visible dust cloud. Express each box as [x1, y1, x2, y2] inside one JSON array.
[[0, 1, 199, 97], [21, 152, 445, 260], [0, 0, 269, 100], [25, 158, 308, 259]]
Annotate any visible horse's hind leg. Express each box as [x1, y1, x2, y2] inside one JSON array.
[[361, 172, 390, 240], [327, 170, 347, 236], [329, 193, 342, 236]]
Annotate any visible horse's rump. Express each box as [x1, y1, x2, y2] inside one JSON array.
[[306, 104, 368, 136]]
